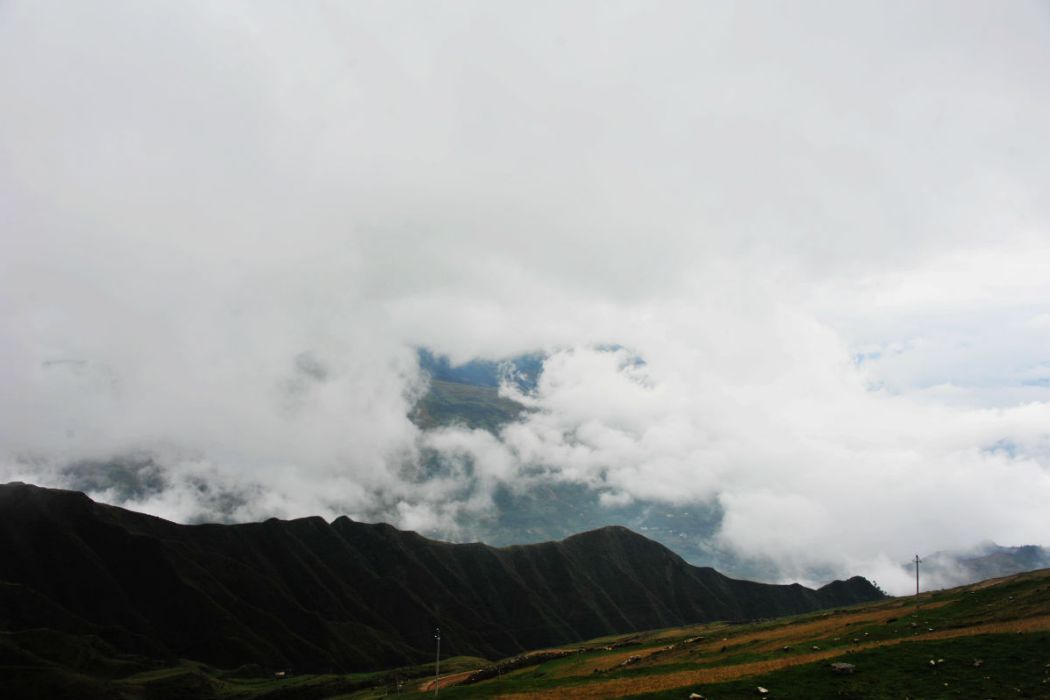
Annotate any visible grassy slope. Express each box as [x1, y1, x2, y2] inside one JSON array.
[[10, 568, 1047, 699], [394, 567, 1050, 699], [0, 483, 880, 691], [411, 378, 524, 433]]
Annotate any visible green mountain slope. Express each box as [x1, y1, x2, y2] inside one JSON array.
[[412, 567, 1050, 699], [411, 378, 525, 433], [0, 482, 881, 679]]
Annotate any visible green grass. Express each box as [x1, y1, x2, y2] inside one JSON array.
[[628, 633, 1050, 699], [393, 569, 1050, 699], [6, 569, 1050, 699]]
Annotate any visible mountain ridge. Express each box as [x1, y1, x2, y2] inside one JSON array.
[[0, 482, 883, 674]]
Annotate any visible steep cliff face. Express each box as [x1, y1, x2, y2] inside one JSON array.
[[0, 483, 883, 672]]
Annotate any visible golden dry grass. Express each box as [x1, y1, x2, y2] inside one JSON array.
[[417, 669, 479, 692], [496, 613, 1050, 699]]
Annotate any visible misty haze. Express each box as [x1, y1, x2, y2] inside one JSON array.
[[2, 1, 1050, 698]]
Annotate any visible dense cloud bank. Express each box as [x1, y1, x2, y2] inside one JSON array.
[[3, 1, 1050, 594]]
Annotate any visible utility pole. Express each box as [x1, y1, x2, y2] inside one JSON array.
[[434, 628, 441, 696], [914, 554, 922, 596]]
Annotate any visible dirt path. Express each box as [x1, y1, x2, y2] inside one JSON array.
[[417, 669, 480, 692], [497, 614, 1050, 699]]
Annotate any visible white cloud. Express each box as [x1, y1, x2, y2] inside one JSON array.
[[2, 1, 1050, 593], [455, 315, 1050, 593]]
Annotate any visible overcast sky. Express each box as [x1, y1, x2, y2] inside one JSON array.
[[3, 1, 1050, 594]]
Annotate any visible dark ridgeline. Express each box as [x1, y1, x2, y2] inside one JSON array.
[[0, 482, 882, 672]]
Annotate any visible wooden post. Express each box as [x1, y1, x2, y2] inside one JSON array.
[[914, 554, 922, 596]]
